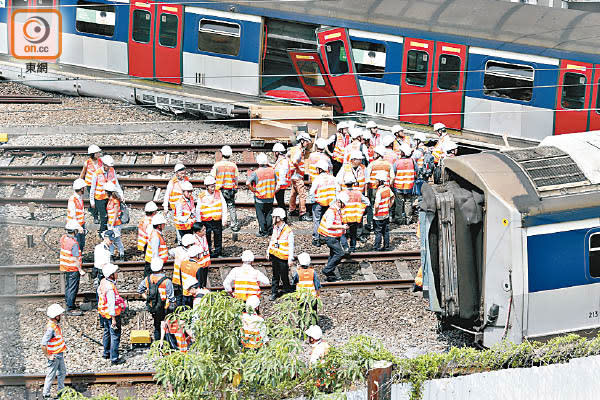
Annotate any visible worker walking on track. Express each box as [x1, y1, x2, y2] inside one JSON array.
[[93, 230, 114, 302], [105, 181, 125, 261], [340, 176, 369, 253], [138, 258, 176, 341], [247, 153, 276, 237], [67, 178, 87, 252], [223, 250, 269, 301], [144, 213, 168, 277], [267, 208, 294, 301], [372, 171, 395, 251], [241, 295, 268, 349], [273, 143, 291, 219], [89, 155, 122, 236], [98, 263, 126, 365], [292, 252, 321, 297], [309, 159, 337, 246], [305, 325, 330, 366], [41, 304, 67, 399], [197, 176, 227, 257], [60, 221, 86, 316], [392, 143, 417, 225], [169, 233, 195, 306], [80, 144, 103, 224], [318, 193, 350, 282], [332, 121, 350, 175], [211, 145, 240, 232], [181, 244, 211, 306], [174, 181, 196, 244], [288, 132, 312, 221], [138, 201, 157, 254], [163, 163, 189, 213], [365, 146, 393, 233]]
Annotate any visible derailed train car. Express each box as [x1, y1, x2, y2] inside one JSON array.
[[421, 132, 600, 347]]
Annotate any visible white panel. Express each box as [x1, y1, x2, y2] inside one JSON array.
[[520, 106, 555, 141], [183, 52, 258, 95], [59, 33, 127, 74], [183, 51, 204, 86], [185, 7, 262, 23], [526, 218, 600, 236], [106, 41, 128, 74], [83, 36, 108, 71], [357, 79, 399, 119], [348, 29, 403, 43], [463, 96, 492, 133], [469, 46, 559, 65], [0, 23, 7, 55], [230, 60, 259, 96], [59, 34, 84, 67], [489, 100, 523, 137], [204, 54, 232, 92]]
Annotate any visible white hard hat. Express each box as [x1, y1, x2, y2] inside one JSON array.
[[298, 252, 311, 266], [186, 245, 202, 258], [204, 175, 216, 186], [347, 121, 357, 129], [241, 250, 254, 263], [297, 132, 311, 142], [73, 178, 86, 191], [101, 155, 114, 167], [256, 153, 268, 165], [221, 145, 232, 157], [47, 304, 65, 319], [151, 258, 164, 272], [366, 121, 377, 129], [433, 122, 446, 132], [343, 174, 357, 185], [174, 163, 186, 172], [362, 130, 372, 140], [87, 144, 101, 154], [316, 159, 329, 172], [305, 325, 323, 340], [102, 263, 119, 278], [65, 220, 81, 231], [399, 143, 412, 157], [391, 124, 404, 134], [246, 295, 260, 310], [181, 181, 193, 191], [349, 127, 361, 139], [273, 143, 286, 153], [181, 234, 195, 247], [104, 181, 117, 192], [272, 208, 286, 219], [183, 277, 198, 291], [144, 201, 158, 212], [336, 121, 348, 130], [375, 171, 389, 181], [374, 145, 386, 157], [315, 138, 327, 150], [350, 150, 363, 160], [337, 191, 350, 205], [382, 135, 395, 147], [151, 213, 167, 226], [442, 140, 458, 152], [414, 132, 427, 142]]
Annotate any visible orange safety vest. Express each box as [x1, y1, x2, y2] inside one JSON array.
[[170, 246, 188, 286], [392, 137, 411, 154], [213, 160, 238, 190], [341, 189, 366, 224], [374, 186, 392, 218], [383, 150, 398, 165], [317, 206, 344, 238], [165, 320, 191, 352], [339, 163, 366, 193], [274, 157, 291, 189], [97, 279, 125, 319], [412, 148, 425, 170], [233, 267, 261, 301], [84, 157, 103, 186], [315, 174, 337, 207], [268, 224, 292, 260], [46, 321, 66, 355], [145, 274, 171, 309], [415, 266, 423, 287], [332, 132, 349, 163], [253, 167, 276, 200], [393, 158, 416, 191], [343, 140, 362, 165], [368, 159, 392, 188], [307, 152, 329, 183], [297, 268, 317, 296], [198, 190, 223, 221], [137, 215, 153, 251], [175, 196, 196, 230], [241, 312, 264, 349], [180, 260, 203, 296], [145, 230, 168, 263], [107, 197, 121, 227], [432, 135, 449, 164], [289, 145, 306, 177], [59, 234, 80, 272], [67, 194, 85, 227], [167, 176, 189, 211], [93, 167, 116, 201]]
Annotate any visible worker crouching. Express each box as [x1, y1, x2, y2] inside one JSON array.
[[306, 325, 330, 366], [223, 250, 269, 301], [267, 208, 294, 301], [41, 304, 67, 399], [241, 295, 268, 349], [97, 263, 127, 365]]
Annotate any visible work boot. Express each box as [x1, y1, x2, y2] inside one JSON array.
[[111, 358, 125, 365], [119, 254, 125, 262], [231, 224, 240, 232], [66, 309, 83, 316], [269, 294, 277, 301], [289, 210, 299, 217], [325, 275, 338, 282], [312, 238, 321, 247], [299, 213, 311, 222]]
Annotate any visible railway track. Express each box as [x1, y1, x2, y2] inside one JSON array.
[[0, 370, 155, 386], [0, 96, 62, 104], [0, 143, 269, 155], [0, 162, 259, 174]]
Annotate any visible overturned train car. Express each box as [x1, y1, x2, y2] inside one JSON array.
[[421, 132, 600, 347]]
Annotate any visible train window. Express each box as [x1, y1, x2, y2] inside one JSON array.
[[75, 0, 115, 37], [561, 72, 587, 110], [350, 40, 386, 79], [198, 19, 240, 56], [589, 233, 600, 278], [11, 0, 29, 9], [438, 54, 461, 90], [35, 0, 56, 7], [297, 61, 325, 87], [132, 10, 151, 43], [158, 14, 178, 48], [324, 41, 349, 76], [406, 50, 428, 87], [484, 61, 533, 102]]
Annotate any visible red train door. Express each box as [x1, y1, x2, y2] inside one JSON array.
[[588, 65, 600, 131], [288, 50, 342, 111], [316, 27, 364, 113], [431, 42, 467, 130], [554, 60, 592, 135], [399, 38, 434, 125], [128, 0, 155, 80]]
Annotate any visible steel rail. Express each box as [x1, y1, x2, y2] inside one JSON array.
[[0, 197, 258, 209], [0, 143, 269, 154], [0, 162, 258, 173], [0, 370, 155, 386], [0, 96, 62, 104]]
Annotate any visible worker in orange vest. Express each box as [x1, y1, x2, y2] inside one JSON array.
[[266, 208, 294, 301], [163, 163, 189, 213], [196, 176, 227, 257], [161, 317, 193, 353], [246, 153, 276, 237], [168, 233, 195, 306], [60, 221, 86, 316], [318, 193, 349, 282], [306, 138, 332, 184], [105, 181, 125, 261], [336, 150, 367, 195], [382, 135, 398, 166], [98, 263, 126, 365], [372, 171, 395, 251], [41, 304, 67, 398], [366, 121, 381, 148], [89, 155, 122, 236], [272, 142, 291, 220], [292, 252, 321, 297], [241, 295, 268, 349], [181, 244, 211, 306], [80, 144, 102, 224], [288, 131, 312, 221], [211, 145, 240, 232], [332, 121, 350, 175], [138, 258, 176, 340], [138, 201, 157, 254], [339, 175, 369, 253], [144, 213, 168, 277], [342, 128, 363, 165], [310, 159, 337, 246], [392, 143, 417, 225], [392, 125, 411, 153], [68, 178, 87, 252], [223, 250, 269, 301], [365, 146, 393, 233], [182, 277, 209, 308], [174, 181, 196, 244]]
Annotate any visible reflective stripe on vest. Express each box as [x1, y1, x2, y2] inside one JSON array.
[[168, 177, 189, 210], [165, 320, 189, 352], [93, 167, 116, 201], [340, 163, 366, 193], [233, 269, 261, 301], [332, 132, 348, 163], [84, 158, 103, 186], [307, 152, 329, 182], [241, 312, 263, 349], [137, 215, 152, 251], [171, 247, 189, 286], [374, 186, 392, 217], [67, 194, 85, 227], [393, 158, 416, 190], [199, 190, 223, 221], [175, 197, 196, 230], [383, 150, 397, 165], [46, 321, 66, 355], [297, 268, 316, 296], [432, 135, 448, 163], [145, 230, 168, 263], [317, 206, 344, 237], [368, 160, 392, 188], [145, 275, 170, 309], [315, 174, 336, 207], [268, 224, 292, 260], [107, 197, 121, 227], [289, 145, 305, 176], [343, 141, 362, 164], [60, 234, 80, 272], [97, 279, 125, 319], [412, 148, 425, 170], [181, 260, 202, 296], [214, 160, 238, 190], [274, 158, 291, 189], [255, 167, 276, 199], [341, 190, 366, 223]]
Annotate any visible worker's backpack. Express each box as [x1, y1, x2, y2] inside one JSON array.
[[146, 276, 167, 314], [119, 203, 130, 224], [419, 152, 436, 180]]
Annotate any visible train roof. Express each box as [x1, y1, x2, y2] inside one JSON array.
[[443, 132, 600, 227], [208, 0, 600, 58]]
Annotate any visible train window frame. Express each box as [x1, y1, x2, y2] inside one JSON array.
[[158, 13, 178, 48], [561, 72, 587, 110], [437, 54, 461, 91], [323, 40, 349, 76], [350, 39, 386, 79], [132, 9, 152, 44], [296, 60, 326, 87], [198, 19, 241, 57], [405, 49, 429, 87], [75, 0, 116, 38], [589, 232, 600, 278], [483, 60, 534, 102]]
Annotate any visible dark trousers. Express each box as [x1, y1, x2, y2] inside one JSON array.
[[275, 190, 287, 222], [100, 315, 121, 361], [332, 160, 342, 176], [222, 189, 238, 227], [374, 219, 390, 250], [321, 235, 345, 276], [182, 295, 194, 308], [341, 222, 359, 251], [151, 308, 166, 341], [174, 284, 183, 307], [95, 198, 108, 234], [270, 255, 291, 296], [205, 220, 223, 256], [75, 228, 85, 253], [312, 204, 328, 240], [64, 271, 80, 310], [197, 267, 209, 289], [365, 188, 375, 229], [254, 201, 273, 235], [144, 262, 151, 277], [392, 188, 412, 224]]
